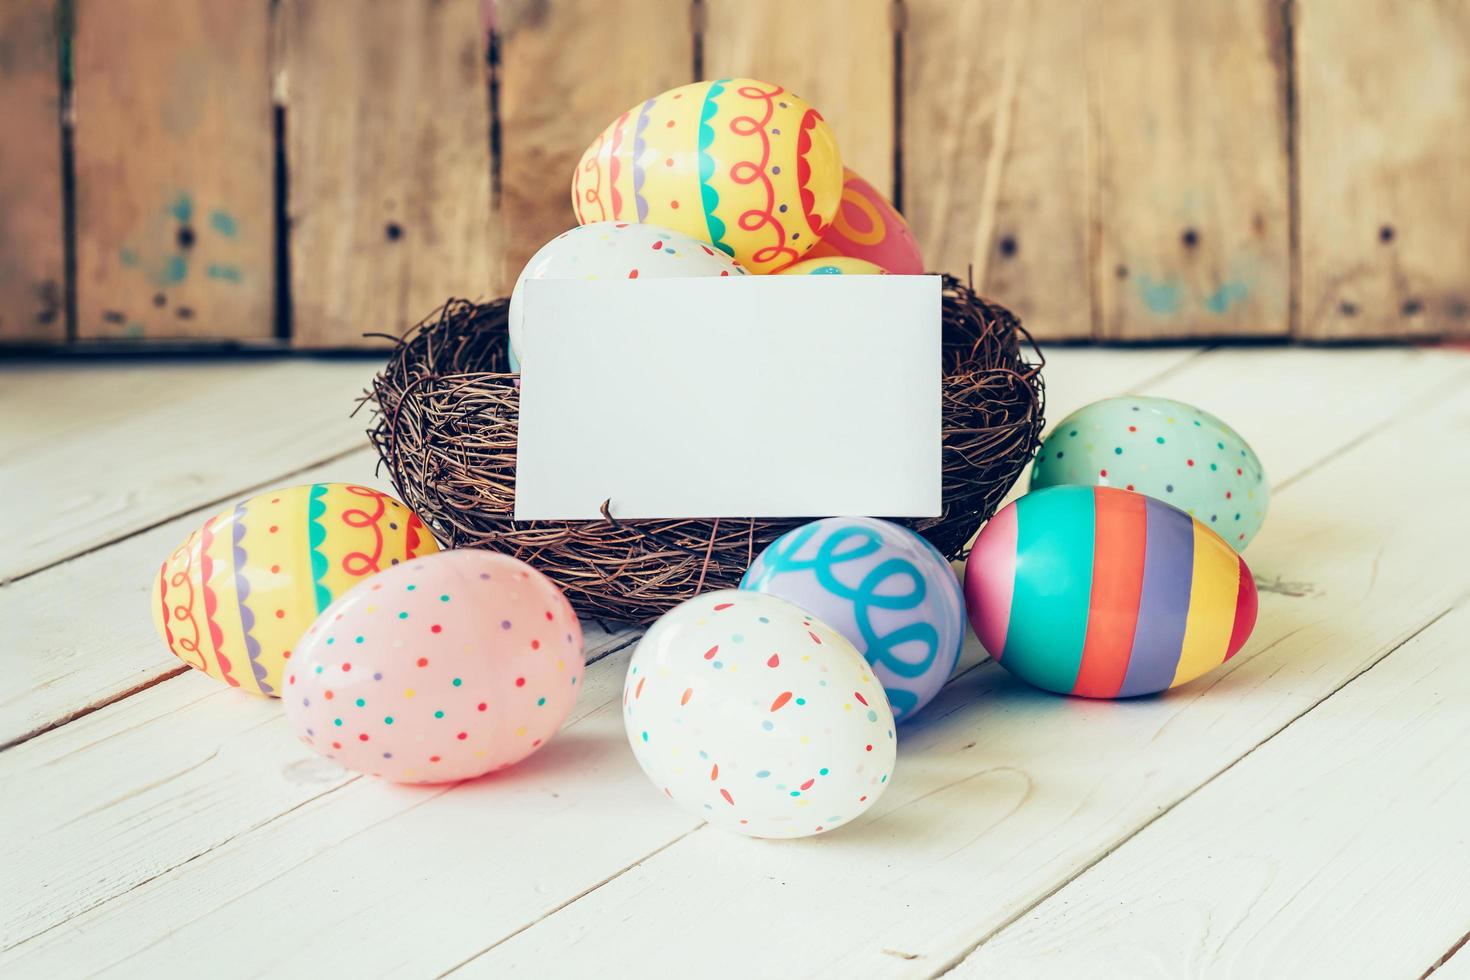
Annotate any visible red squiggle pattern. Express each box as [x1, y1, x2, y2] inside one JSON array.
[[578, 132, 607, 223], [607, 110, 630, 219], [726, 82, 801, 272], [340, 485, 388, 576], [797, 108, 828, 238], [198, 517, 240, 687], [160, 538, 205, 671], [157, 561, 177, 649], [406, 512, 429, 558], [571, 150, 585, 224]]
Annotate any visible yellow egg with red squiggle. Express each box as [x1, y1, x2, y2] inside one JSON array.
[[150, 484, 439, 697], [571, 78, 843, 274]]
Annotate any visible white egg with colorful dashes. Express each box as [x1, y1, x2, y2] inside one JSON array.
[[623, 589, 896, 838]]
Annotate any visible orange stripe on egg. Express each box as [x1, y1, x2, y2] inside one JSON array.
[[1073, 489, 1148, 698]]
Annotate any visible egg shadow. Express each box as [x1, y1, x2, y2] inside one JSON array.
[[365, 696, 632, 800]]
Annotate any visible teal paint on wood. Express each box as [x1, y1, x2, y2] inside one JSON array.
[[1137, 275, 1183, 315], [162, 254, 187, 285], [209, 210, 238, 237], [1204, 280, 1250, 314]]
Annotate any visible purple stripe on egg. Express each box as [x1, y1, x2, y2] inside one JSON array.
[[632, 98, 655, 223], [232, 502, 270, 695], [1117, 497, 1195, 697]]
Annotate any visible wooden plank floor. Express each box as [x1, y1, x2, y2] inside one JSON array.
[[4, 345, 1469, 978]]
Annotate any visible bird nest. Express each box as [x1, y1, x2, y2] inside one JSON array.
[[366, 275, 1045, 625]]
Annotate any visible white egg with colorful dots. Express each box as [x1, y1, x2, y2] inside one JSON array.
[[1030, 395, 1269, 550], [508, 220, 747, 368], [623, 589, 896, 838]]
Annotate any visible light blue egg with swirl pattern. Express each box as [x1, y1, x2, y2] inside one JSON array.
[[740, 517, 966, 722]]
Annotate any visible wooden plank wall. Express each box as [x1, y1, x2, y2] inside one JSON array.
[[497, 0, 693, 284], [72, 0, 275, 341], [281, 0, 499, 348], [0, 0, 66, 343], [0, 0, 1466, 347], [1296, 0, 1470, 340]]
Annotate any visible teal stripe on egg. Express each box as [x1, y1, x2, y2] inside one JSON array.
[[1005, 488, 1095, 694]]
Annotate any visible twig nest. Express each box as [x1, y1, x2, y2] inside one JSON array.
[[366, 275, 1045, 624]]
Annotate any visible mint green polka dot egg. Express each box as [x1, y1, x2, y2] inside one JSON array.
[[1029, 396, 1268, 551]]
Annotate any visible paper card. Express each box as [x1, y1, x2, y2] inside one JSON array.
[[514, 275, 942, 521]]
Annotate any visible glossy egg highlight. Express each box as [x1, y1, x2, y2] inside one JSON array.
[[571, 78, 843, 274], [805, 167, 924, 274], [509, 221, 747, 367], [1030, 395, 1268, 550], [623, 590, 896, 838], [283, 549, 585, 783], [965, 485, 1258, 698], [741, 517, 965, 721], [151, 483, 439, 697]]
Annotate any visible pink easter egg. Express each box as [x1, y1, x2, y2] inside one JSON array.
[[805, 167, 925, 275], [283, 550, 584, 783]]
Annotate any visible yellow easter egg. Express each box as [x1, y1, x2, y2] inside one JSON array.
[[571, 78, 843, 275], [776, 256, 889, 276], [150, 483, 439, 697]]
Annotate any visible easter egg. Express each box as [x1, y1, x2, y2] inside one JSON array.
[[623, 590, 896, 838], [806, 167, 924, 274], [965, 485, 1258, 698], [151, 483, 438, 697], [741, 517, 964, 721], [509, 221, 748, 367], [1030, 396, 1269, 551], [775, 256, 888, 276], [283, 550, 584, 783], [571, 78, 843, 275]]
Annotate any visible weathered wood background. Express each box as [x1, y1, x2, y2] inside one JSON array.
[[0, 0, 1465, 348]]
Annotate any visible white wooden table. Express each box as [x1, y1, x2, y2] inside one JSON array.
[[5, 344, 1470, 979]]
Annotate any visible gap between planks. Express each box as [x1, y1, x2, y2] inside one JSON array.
[[927, 597, 1467, 978], [1426, 930, 1470, 980], [433, 826, 704, 979], [0, 345, 1206, 961], [434, 349, 1470, 978], [3, 439, 369, 590], [2, 629, 645, 957], [8, 346, 1466, 975], [2, 346, 1206, 753], [445, 654, 1002, 974], [941, 580, 1470, 977]]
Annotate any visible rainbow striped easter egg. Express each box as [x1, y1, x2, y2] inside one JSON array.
[[151, 483, 439, 697], [964, 485, 1257, 698]]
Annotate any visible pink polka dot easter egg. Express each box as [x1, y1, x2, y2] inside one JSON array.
[[283, 550, 584, 784], [508, 220, 747, 369], [623, 590, 896, 838]]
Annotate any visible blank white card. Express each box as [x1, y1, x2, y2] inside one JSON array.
[[514, 275, 941, 521]]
